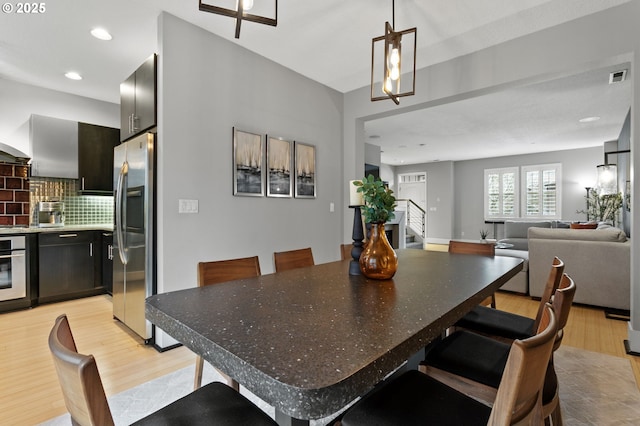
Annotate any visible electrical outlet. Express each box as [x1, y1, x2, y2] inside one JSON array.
[[179, 199, 199, 214]]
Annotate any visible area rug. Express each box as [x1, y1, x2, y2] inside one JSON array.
[[41, 346, 640, 425]]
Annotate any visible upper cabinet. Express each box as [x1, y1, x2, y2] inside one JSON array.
[[78, 122, 120, 193], [30, 114, 78, 178], [121, 54, 157, 142], [29, 114, 119, 187]]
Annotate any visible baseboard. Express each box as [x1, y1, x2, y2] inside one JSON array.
[[605, 308, 631, 321], [624, 340, 640, 357]]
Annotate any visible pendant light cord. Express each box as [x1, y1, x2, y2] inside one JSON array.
[[392, 0, 395, 28]]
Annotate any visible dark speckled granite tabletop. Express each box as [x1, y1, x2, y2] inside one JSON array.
[[146, 249, 522, 423]]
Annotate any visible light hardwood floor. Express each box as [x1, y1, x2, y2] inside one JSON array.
[[2, 291, 639, 425]]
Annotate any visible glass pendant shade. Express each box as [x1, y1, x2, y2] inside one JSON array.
[[199, 0, 277, 39], [596, 164, 617, 195]]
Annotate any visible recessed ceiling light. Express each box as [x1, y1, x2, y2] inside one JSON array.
[[65, 72, 82, 80], [579, 116, 600, 123], [91, 28, 112, 41]]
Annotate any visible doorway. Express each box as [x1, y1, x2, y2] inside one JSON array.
[[397, 173, 427, 247]]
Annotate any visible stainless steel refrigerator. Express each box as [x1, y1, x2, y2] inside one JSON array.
[[113, 132, 155, 342]]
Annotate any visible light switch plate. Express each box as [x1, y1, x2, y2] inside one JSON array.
[[179, 199, 199, 213]]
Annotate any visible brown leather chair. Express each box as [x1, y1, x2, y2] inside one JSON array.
[[340, 305, 558, 425], [195, 256, 261, 390], [273, 247, 314, 272], [49, 314, 277, 426], [448, 240, 497, 308]]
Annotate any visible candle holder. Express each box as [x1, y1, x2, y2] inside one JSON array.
[[349, 205, 365, 275]]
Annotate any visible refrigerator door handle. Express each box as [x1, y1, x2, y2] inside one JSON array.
[[116, 161, 129, 265]]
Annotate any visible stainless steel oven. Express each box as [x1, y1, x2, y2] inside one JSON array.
[[0, 236, 26, 302]]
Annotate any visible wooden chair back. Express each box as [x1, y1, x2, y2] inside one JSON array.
[[274, 247, 314, 272], [533, 257, 565, 330], [198, 256, 261, 287], [448, 240, 495, 256], [551, 273, 576, 350], [340, 243, 353, 260], [49, 314, 115, 426], [195, 256, 261, 390], [489, 304, 557, 425]]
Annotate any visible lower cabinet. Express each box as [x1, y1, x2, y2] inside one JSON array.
[[38, 231, 103, 303], [102, 232, 113, 295]]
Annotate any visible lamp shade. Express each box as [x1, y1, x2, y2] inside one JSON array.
[[596, 164, 617, 195]]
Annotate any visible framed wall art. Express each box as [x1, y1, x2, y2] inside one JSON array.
[[294, 142, 316, 198], [233, 128, 264, 196], [267, 136, 293, 197]]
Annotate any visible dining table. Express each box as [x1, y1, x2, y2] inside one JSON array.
[[145, 248, 523, 425]]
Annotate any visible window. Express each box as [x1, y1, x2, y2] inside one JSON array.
[[522, 164, 562, 219], [484, 167, 519, 220]]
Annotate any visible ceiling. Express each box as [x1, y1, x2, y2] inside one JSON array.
[[0, 0, 632, 165]]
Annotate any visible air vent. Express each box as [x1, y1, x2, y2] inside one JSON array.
[[609, 69, 627, 84]]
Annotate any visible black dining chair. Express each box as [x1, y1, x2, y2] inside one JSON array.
[[421, 274, 576, 425], [339, 304, 558, 426], [454, 256, 565, 341], [49, 314, 277, 426]]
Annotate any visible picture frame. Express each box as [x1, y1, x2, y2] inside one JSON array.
[[266, 136, 293, 197], [294, 142, 316, 198], [233, 128, 264, 196]]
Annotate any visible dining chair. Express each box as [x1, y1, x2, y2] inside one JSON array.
[[454, 256, 564, 341], [49, 314, 277, 426], [195, 256, 261, 391], [421, 274, 575, 424], [340, 304, 557, 426], [448, 240, 497, 308], [273, 247, 314, 272]]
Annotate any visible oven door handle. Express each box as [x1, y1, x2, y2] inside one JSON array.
[[0, 252, 25, 259]]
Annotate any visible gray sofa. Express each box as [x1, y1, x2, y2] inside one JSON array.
[[528, 227, 630, 310], [494, 220, 555, 294]]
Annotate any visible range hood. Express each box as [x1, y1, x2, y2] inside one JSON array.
[[0, 143, 30, 164]]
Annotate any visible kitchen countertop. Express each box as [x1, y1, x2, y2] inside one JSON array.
[[0, 224, 114, 235]]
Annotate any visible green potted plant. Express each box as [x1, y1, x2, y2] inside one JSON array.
[[353, 175, 398, 279], [479, 229, 489, 243], [577, 189, 623, 225]]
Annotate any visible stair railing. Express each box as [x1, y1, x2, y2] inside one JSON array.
[[397, 198, 426, 240]]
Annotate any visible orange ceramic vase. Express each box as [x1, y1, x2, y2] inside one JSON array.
[[359, 222, 398, 280]]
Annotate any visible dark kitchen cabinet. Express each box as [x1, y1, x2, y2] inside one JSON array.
[[121, 54, 156, 141], [102, 232, 113, 295], [78, 122, 119, 193], [38, 231, 103, 303]]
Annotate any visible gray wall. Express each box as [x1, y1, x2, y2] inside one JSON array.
[[0, 78, 119, 154], [155, 14, 343, 346], [453, 147, 601, 240]]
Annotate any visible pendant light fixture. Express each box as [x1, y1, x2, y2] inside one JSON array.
[[199, 0, 277, 39], [371, 0, 417, 105]]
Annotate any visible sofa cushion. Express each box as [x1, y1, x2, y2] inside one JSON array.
[[504, 220, 551, 239], [528, 227, 627, 242], [496, 249, 528, 272]]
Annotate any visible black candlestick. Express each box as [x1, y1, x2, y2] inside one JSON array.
[[349, 205, 364, 275]]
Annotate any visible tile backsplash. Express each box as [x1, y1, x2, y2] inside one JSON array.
[[30, 177, 113, 225]]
